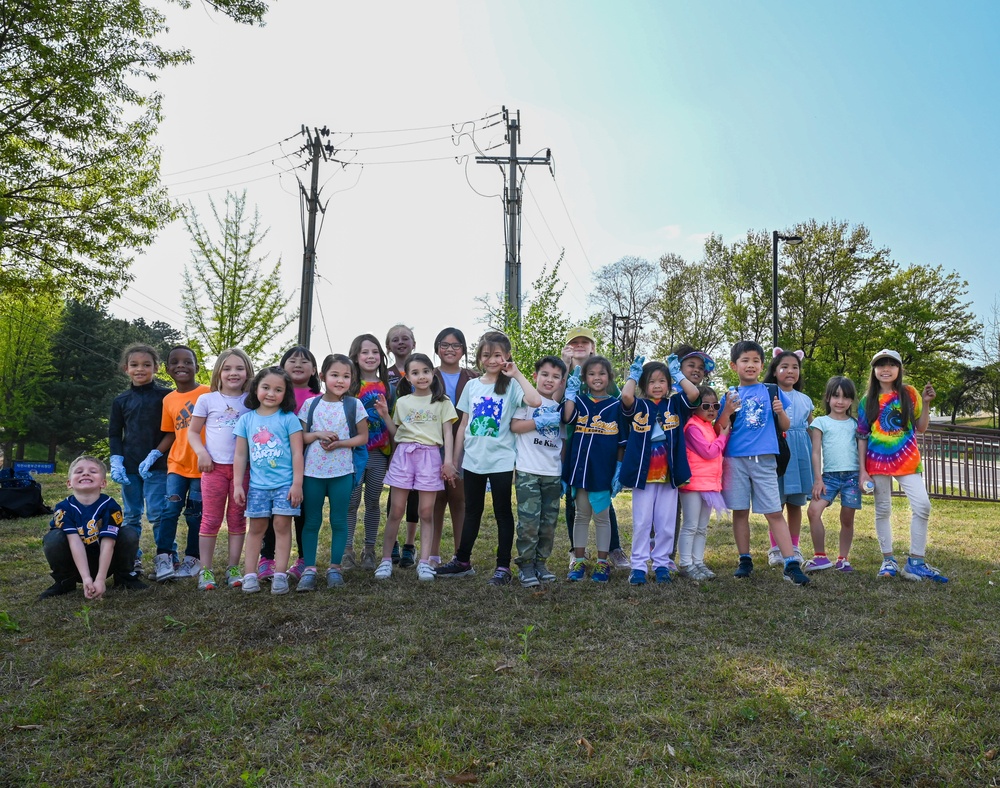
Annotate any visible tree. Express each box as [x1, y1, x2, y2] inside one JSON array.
[[181, 190, 295, 362], [703, 231, 774, 348], [650, 252, 726, 360], [0, 1, 269, 300], [588, 256, 660, 365], [938, 364, 987, 425]]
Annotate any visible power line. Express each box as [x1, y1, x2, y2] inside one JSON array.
[[168, 163, 304, 199], [161, 133, 300, 177], [326, 112, 502, 136], [549, 155, 596, 274]]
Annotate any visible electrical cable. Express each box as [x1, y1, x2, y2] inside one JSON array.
[[161, 133, 299, 177], [168, 163, 304, 198], [325, 112, 502, 136]]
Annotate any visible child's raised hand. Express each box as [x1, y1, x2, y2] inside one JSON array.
[[374, 393, 390, 419], [922, 383, 936, 402], [721, 392, 740, 418], [502, 359, 520, 377], [628, 356, 645, 383], [771, 395, 785, 416], [564, 366, 582, 401]]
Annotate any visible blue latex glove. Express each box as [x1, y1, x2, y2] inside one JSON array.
[[564, 366, 582, 402], [533, 408, 561, 431], [138, 449, 163, 479], [628, 356, 645, 383], [109, 455, 130, 486], [611, 461, 623, 497], [666, 354, 685, 382]]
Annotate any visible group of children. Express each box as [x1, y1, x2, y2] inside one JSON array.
[[38, 324, 949, 600]]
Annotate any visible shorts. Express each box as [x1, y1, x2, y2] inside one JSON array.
[[722, 455, 782, 514], [384, 443, 444, 492], [818, 471, 862, 510], [778, 475, 808, 507], [245, 485, 301, 518]]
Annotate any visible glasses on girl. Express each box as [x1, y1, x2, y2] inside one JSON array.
[[700, 402, 720, 411]]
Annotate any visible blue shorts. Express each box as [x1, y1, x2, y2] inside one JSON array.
[[818, 471, 861, 510], [778, 475, 808, 507], [722, 455, 782, 514], [245, 485, 301, 518]]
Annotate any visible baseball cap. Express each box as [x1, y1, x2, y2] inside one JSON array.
[[564, 326, 596, 345], [870, 349, 902, 366]]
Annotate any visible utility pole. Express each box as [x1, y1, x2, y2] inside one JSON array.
[[476, 107, 550, 330], [297, 126, 332, 347]]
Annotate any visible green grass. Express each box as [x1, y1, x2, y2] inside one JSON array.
[[2, 475, 999, 786]]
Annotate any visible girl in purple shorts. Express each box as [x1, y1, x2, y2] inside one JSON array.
[[374, 353, 458, 582]]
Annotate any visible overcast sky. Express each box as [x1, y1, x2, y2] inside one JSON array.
[[110, 0, 1000, 363]]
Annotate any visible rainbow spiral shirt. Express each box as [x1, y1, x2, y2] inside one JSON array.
[[857, 385, 923, 476]]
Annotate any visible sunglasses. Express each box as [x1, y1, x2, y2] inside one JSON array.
[[700, 402, 720, 411]]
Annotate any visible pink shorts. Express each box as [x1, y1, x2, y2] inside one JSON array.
[[199, 463, 250, 537], [384, 443, 444, 492]]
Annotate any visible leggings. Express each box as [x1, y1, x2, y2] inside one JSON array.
[[302, 474, 353, 566], [573, 490, 611, 553], [873, 473, 931, 556], [456, 470, 514, 568], [678, 491, 711, 567], [347, 449, 390, 548], [566, 491, 622, 552]]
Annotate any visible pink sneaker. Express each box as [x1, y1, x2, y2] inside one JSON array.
[[287, 557, 306, 582], [257, 558, 276, 581]]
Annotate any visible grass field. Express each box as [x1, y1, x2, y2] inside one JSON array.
[[1, 474, 999, 787]]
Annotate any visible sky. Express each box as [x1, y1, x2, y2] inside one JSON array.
[[110, 0, 1000, 363]]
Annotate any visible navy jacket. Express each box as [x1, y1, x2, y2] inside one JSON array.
[[619, 394, 691, 490]]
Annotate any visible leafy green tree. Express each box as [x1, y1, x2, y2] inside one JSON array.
[[181, 190, 295, 362], [703, 231, 774, 348], [651, 252, 726, 360], [0, 1, 270, 300]]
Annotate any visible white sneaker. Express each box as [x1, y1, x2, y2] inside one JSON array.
[[242, 573, 260, 593], [154, 553, 175, 582], [767, 547, 783, 567], [374, 559, 393, 580], [417, 562, 436, 582], [174, 555, 201, 578], [793, 547, 804, 563], [271, 573, 290, 595]]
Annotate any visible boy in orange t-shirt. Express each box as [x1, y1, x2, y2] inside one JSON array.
[[153, 346, 211, 582]]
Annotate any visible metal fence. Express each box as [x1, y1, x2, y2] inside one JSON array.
[[916, 428, 1000, 502]]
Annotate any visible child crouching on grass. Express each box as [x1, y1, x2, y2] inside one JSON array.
[[40, 456, 147, 599]]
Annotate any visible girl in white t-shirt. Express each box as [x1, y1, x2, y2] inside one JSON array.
[[188, 348, 254, 591], [298, 354, 369, 591], [374, 353, 458, 581], [804, 376, 860, 573]]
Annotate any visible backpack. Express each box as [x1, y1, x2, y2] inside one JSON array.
[[304, 396, 369, 488], [764, 383, 791, 478]]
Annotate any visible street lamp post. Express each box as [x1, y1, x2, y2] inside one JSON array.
[[772, 230, 803, 348]]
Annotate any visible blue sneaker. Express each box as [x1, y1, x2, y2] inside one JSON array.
[[878, 558, 899, 578], [568, 559, 587, 581], [591, 560, 611, 583], [734, 555, 753, 579], [654, 566, 671, 584], [628, 569, 647, 585], [901, 558, 949, 583]]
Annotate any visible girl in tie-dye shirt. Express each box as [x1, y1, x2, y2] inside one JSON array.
[[857, 349, 946, 583]]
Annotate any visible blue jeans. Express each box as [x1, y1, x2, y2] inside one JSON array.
[[120, 470, 169, 560], [156, 473, 201, 558]]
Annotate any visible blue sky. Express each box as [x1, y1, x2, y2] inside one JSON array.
[[112, 0, 999, 360]]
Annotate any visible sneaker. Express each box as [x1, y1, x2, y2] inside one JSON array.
[[609, 547, 630, 569], [417, 562, 436, 582], [197, 569, 216, 591], [783, 559, 811, 586], [734, 555, 754, 579], [568, 559, 587, 582], [591, 560, 611, 583], [878, 558, 899, 578], [154, 553, 176, 582], [767, 547, 782, 567], [487, 567, 513, 586], [360, 546, 377, 571], [680, 563, 706, 581], [695, 562, 716, 580], [257, 558, 276, 582], [326, 567, 345, 588], [654, 566, 671, 584], [288, 557, 306, 582], [901, 558, 949, 583], [297, 568, 318, 592], [174, 555, 201, 578], [341, 551, 357, 571], [835, 558, 854, 573], [435, 558, 475, 578], [519, 565, 540, 588], [793, 547, 804, 563], [399, 544, 416, 569], [374, 559, 393, 580], [391, 541, 401, 565], [629, 569, 647, 585], [38, 578, 76, 599], [803, 556, 834, 572], [534, 561, 556, 583], [271, 573, 290, 595], [132, 557, 145, 577], [242, 573, 261, 593], [226, 565, 243, 588], [113, 574, 149, 592], [429, 556, 442, 569]]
